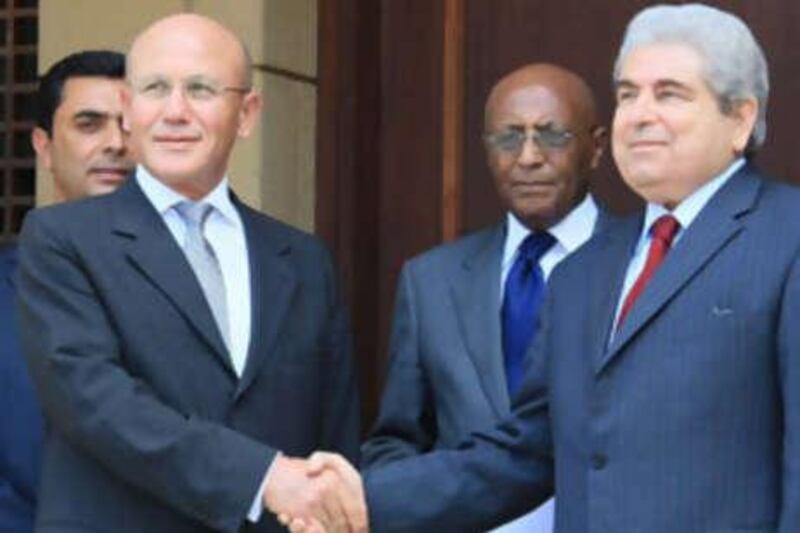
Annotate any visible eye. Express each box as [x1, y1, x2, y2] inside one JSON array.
[[185, 81, 218, 100], [615, 88, 636, 103], [655, 86, 689, 102], [139, 79, 171, 98], [488, 129, 525, 152], [536, 126, 573, 149], [74, 118, 103, 133]]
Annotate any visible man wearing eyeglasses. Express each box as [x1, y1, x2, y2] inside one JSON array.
[[360, 63, 609, 532], [15, 14, 359, 533]]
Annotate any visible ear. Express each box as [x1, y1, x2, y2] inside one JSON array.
[[730, 97, 758, 154], [31, 127, 53, 172], [588, 125, 608, 170], [237, 90, 263, 138]]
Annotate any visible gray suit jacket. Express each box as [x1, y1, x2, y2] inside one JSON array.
[[362, 205, 613, 468], [365, 165, 800, 533], [16, 179, 359, 532]]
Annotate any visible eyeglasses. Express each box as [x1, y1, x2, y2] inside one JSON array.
[[131, 75, 252, 103], [483, 124, 574, 156]]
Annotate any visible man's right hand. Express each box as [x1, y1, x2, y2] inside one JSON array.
[[264, 454, 368, 533]]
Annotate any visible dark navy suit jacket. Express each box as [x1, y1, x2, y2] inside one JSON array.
[[0, 243, 42, 533], [16, 179, 360, 532]]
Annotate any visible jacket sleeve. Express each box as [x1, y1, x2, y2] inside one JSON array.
[[361, 263, 438, 468], [364, 291, 555, 532], [317, 241, 361, 462]]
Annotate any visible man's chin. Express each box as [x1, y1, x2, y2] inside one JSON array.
[[86, 174, 129, 196], [511, 204, 558, 231]]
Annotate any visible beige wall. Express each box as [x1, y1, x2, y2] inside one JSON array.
[[37, 0, 318, 232]]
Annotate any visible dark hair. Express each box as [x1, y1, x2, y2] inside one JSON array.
[[35, 50, 126, 135]]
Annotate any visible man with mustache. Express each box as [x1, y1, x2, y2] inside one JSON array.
[[293, 4, 800, 532], [15, 14, 360, 533], [0, 49, 131, 533], [31, 50, 133, 201], [361, 63, 608, 533]]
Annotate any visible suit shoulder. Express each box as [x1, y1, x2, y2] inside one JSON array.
[[240, 205, 334, 263], [405, 224, 501, 273], [759, 176, 800, 209], [551, 210, 639, 280], [20, 194, 113, 244]]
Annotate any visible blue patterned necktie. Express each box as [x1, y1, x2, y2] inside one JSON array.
[[501, 231, 556, 397]]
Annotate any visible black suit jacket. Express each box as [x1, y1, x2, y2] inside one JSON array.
[[17, 179, 359, 532]]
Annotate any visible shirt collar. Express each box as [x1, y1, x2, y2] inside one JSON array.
[[135, 164, 239, 224], [641, 158, 745, 238], [504, 193, 597, 266]]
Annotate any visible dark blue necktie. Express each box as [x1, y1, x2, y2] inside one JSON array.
[[501, 231, 556, 397]]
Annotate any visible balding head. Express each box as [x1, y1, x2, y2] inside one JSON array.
[[483, 63, 605, 231], [129, 14, 252, 88], [124, 13, 262, 200], [485, 63, 598, 133]]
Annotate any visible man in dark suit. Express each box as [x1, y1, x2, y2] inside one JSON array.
[[17, 14, 359, 533], [0, 49, 131, 533], [361, 64, 606, 532], [297, 4, 799, 532]]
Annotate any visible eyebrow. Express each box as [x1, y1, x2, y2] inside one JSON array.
[[614, 78, 693, 92], [495, 120, 563, 131], [72, 110, 113, 121]]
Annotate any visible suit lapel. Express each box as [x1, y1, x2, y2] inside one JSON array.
[[234, 203, 297, 399], [601, 168, 760, 373], [592, 206, 620, 236], [451, 224, 509, 415], [111, 180, 233, 373], [586, 215, 642, 374]]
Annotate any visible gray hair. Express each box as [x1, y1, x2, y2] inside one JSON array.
[[614, 4, 769, 156]]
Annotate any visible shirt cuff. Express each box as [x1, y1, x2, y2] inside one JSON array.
[[247, 453, 279, 523]]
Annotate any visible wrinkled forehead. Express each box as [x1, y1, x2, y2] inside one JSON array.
[[488, 84, 578, 129]]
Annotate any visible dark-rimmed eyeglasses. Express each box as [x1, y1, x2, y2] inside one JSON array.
[[483, 124, 574, 156]]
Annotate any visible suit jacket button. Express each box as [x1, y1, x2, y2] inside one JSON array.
[[591, 453, 607, 470]]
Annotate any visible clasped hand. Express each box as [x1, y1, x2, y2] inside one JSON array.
[[263, 452, 368, 533]]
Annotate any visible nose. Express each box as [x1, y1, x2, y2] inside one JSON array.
[[516, 135, 545, 167], [104, 118, 127, 155], [163, 85, 192, 122], [625, 92, 657, 125]]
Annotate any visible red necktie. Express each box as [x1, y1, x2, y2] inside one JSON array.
[[617, 215, 681, 328]]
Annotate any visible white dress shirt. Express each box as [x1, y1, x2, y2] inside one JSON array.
[[136, 166, 267, 521], [136, 166, 252, 376], [612, 158, 744, 331], [501, 193, 599, 292], [493, 193, 598, 533]]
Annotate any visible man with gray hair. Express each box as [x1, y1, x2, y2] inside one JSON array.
[[289, 4, 800, 532]]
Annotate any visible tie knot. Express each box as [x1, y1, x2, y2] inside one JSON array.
[[519, 231, 556, 264], [175, 201, 213, 229], [650, 215, 680, 245]]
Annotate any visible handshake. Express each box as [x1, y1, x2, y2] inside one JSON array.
[[263, 452, 369, 533]]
